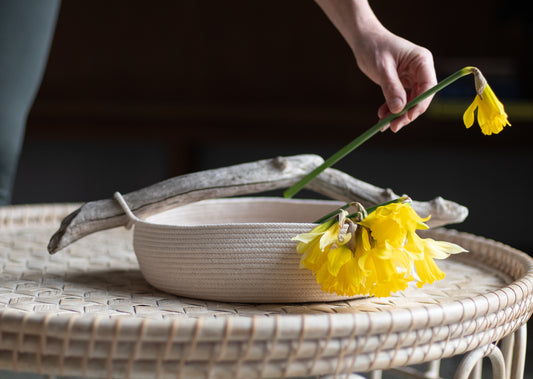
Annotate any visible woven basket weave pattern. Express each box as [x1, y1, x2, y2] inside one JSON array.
[[0, 202, 532, 378]]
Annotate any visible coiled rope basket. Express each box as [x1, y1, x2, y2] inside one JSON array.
[[115, 194, 352, 303]]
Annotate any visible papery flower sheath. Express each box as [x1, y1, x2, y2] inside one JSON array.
[[463, 83, 511, 135]]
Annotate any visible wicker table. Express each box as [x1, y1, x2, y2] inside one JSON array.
[[0, 204, 532, 378]]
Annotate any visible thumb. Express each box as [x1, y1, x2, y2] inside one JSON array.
[[381, 66, 406, 114]]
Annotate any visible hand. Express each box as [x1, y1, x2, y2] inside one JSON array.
[[315, 0, 437, 132], [353, 27, 436, 132]]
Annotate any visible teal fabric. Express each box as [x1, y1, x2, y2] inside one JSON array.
[[0, 0, 60, 205]]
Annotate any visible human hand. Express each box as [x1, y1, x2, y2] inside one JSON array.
[[353, 28, 437, 132], [315, 0, 437, 132]]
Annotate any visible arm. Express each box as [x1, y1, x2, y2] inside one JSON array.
[[315, 0, 436, 132]]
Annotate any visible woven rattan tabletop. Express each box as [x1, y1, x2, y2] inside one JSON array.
[[1, 203, 532, 378]]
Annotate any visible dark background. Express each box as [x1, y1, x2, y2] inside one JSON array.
[[14, 0, 532, 253]]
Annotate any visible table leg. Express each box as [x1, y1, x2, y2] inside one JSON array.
[[510, 325, 527, 379], [455, 344, 505, 379]]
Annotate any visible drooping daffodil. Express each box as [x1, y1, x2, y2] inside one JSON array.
[[463, 69, 510, 135], [293, 200, 467, 298]]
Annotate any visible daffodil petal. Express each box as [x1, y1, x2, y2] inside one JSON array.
[[463, 97, 478, 128], [414, 252, 446, 286], [327, 246, 353, 276], [319, 223, 341, 250], [292, 232, 322, 244], [300, 242, 327, 270], [423, 238, 467, 259]]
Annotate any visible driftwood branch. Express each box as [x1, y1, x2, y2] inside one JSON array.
[[48, 154, 468, 254], [48, 155, 324, 253]]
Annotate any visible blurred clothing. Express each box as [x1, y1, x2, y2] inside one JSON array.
[[0, 0, 60, 204]]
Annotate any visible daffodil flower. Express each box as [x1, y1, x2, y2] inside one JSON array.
[[294, 209, 362, 296], [294, 211, 349, 272], [358, 202, 429, 247], [463, 82, 511, 135], [293, 200, 466, 298], [404, 233, 466, 288]]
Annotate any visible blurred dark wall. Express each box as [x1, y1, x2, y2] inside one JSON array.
[[13, 0, 533, 252]]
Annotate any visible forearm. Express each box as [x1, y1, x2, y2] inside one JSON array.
[[314, 0, 386, 52]]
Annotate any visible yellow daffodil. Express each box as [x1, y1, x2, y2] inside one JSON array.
[[405, 233, 467, 287], [356, 239, 412, 297], [358, 202, 429, 247], [319, 225, 370, 296], [316, 245, 360, 295], [293, 200, 467, 298], [294, 210, 363, 296], [294, 211, 349, 272], [463, 83, 511, 135]]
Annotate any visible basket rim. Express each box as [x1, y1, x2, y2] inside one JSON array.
[[137, 196, 344, 228]]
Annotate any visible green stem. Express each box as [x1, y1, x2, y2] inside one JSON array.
[[313, 196, 409, 224], [284, 67, 476, 199], [360, 196, 409, 216], [314, 202, 353, 224]]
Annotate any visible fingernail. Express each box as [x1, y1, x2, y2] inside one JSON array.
[[390, 98, 404, 113], [391, 123, 404, 133]]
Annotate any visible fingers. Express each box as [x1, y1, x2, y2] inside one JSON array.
[[378, 70, 438, 132], [380, 61, 407, 115], [390, 113, 412, 133], [377, 103, 391, 132], [377, 100, 426, 133], [391, 76, 436, 132], [401, 50, 437, 125], [376, 45, 437, 132], [409, 57, 437, 119], [379, 102, 424, 133]]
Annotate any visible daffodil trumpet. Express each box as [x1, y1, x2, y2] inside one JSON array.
[[284, 66, 510, 199], [293, 198, 467, 297]]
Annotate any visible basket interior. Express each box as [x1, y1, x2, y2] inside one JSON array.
[[144, 197, 344, 226]]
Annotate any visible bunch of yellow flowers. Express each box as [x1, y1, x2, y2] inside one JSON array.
[[293, 200, 466, 298]]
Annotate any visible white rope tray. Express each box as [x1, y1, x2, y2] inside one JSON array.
[[115, 196, 359, 303], [0, 202, 532, 378]]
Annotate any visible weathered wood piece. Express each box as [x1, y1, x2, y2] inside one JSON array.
[[48, 155, 323, 253], [48, 154, 468, 254]]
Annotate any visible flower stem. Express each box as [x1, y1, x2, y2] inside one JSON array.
[[284, 67, 477, 199], [360, 196, 410, 217], [314, 202, 353, 224], [313, 196, 410, 224]]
